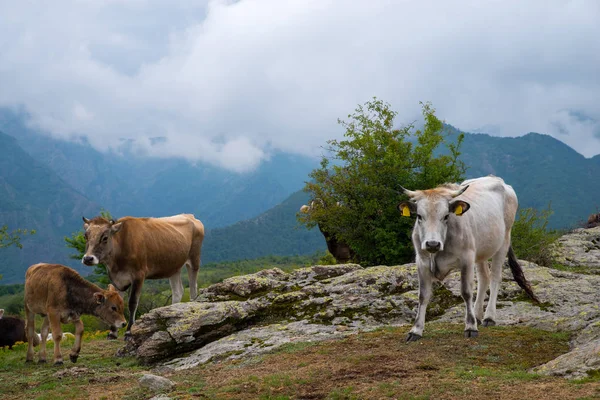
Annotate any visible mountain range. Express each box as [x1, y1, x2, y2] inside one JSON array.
[[1, 109, 599, 283]]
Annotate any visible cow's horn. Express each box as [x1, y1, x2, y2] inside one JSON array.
[[399, 185, 418, 198], [451, 185, 469, 198], [82, 217, 91, 223]]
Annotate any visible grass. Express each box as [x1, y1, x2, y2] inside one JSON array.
[[0, 324, 599, 399]]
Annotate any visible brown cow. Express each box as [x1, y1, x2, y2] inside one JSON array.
[[24, 263, 126, 365], [299, 202, 355, 264], [81, 214, 204, 336], [586, 212, 600, 228]]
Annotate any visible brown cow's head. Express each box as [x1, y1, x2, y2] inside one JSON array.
[[81, 216, 122, 266], [93, 284, 127, 330], [398, 184, 471, 254]]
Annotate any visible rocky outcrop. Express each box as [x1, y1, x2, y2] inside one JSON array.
[[121, 264, 462, 364], [120, 229, 600, 379], [552, 226, 600, 271]]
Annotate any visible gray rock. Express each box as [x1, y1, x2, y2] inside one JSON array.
[[139, 374, 175, 392], [120, 299, 270, 363], [552, 226, 600, 270], [164, 320, 369, 371], [532, 339, 600, 379]]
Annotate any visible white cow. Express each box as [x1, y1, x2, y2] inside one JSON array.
[[398, 176, 538, 341], [0, 309, 3, 319]]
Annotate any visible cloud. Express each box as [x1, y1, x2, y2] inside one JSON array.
[[1, 0, 599, 172]]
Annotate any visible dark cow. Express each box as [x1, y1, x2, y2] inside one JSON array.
[[81, 214, 205, 337], [586, 213, 600, 228], [299, 202, 356, 263], [25, 263, 126, 365], [0, 316, 40, 349]]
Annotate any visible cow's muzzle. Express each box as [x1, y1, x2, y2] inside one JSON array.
[[425, 241, 441, 253], [82, 255, 98, 266]]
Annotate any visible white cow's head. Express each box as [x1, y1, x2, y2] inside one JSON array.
[[398, 184, 471, 253]]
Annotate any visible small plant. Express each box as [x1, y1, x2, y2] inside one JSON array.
[[511, 204, 561, 267]]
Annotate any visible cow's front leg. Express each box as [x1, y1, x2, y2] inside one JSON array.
[[461, 261, 478, 338], [69, 319, 84, 363], [125, 279, 144, 338], [407, 264, 433, 342]]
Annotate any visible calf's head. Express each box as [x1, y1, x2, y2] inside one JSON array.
[[398, 185, 471, 254], [94, 284, 127, 329], [81, 217, 122, 266]]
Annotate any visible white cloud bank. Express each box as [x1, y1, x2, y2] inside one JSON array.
[[1, 0, 599, 172]]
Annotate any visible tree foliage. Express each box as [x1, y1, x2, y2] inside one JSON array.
[[0, 225, 35, 249], [299, 99, 465, 266]]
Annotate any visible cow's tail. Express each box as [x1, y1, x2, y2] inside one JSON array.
[[507, 246, 539, 303]]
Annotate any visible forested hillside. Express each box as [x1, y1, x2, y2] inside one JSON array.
[[0, 131, 98, 282], [202, 190, 325, 263]]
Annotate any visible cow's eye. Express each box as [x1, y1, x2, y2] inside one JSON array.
[[444, 214, 450, 221], [101, 235, 108, 243], [111, 306, 117, 311], [416, 214, 422, 221]]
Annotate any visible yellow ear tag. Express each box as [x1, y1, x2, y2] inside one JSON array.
[[454, 204, 463, 215], [402, 205, 410, 217]]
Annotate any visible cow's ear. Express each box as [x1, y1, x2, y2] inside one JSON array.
[[82, 216, 90, 230], [397, 202, 416, 217], [107, 284, 117, 292], [450, 200, 470, 216], [93, 292, 106, 304], [111, 222, 123, 234]]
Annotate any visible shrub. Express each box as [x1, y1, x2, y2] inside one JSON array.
[[511, 204, 561, 267]]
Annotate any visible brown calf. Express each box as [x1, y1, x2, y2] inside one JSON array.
[[81, 214, 204, 336], [24, 263, 126, 365]]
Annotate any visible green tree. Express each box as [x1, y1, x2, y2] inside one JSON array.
[[299, 99, 465, 266], [65, 209, 112, 284], [0, 225, 36, 249]]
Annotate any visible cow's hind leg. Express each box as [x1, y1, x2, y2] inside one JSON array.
[[407, 265, 433, 342], [69, 319, 84, 363], [187, 256, 200, 301], [474, 261, 490, 324], [25, 305, 36, 363], [461, 258, 478, 338], [483, 239, 511, 326], [169, 271, 184, 304]]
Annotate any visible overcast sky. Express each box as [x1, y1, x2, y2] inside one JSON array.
[[1, 0, 599, 172]]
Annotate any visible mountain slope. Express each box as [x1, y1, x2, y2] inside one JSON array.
[[202, 190, 325, 263], [0, 131, 99, 283], [0, 108, 319, 229], [448, 129, 600, 228]]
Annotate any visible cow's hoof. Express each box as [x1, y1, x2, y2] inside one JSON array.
[[54, 361, 64, 366], [464, 329, 479, 338], [38, 359, 46, 364], [482, 318, 496, 327], [406, 332, 422, 342], [70, 354, 78, 363], [107, 332, 118, 340]]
